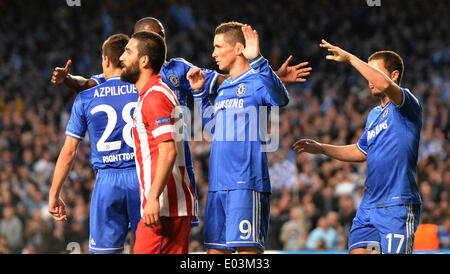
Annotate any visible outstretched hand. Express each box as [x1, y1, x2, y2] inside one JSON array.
[[277, 55, 312, 83], [292, 139, 323, 154], [241, 24, 260, 60], [320, 39, 353, 63], [51, 60, 72, 85]]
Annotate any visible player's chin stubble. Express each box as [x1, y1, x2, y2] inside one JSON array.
[[120, 61, 141, 84]]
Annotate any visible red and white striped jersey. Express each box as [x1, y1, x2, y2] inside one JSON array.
[[132, 74, 196, 218]]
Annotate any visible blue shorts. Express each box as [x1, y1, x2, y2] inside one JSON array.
[[89, 167, 140, 253], [204, 190, 270, 252], [348, 204, 421, 254]]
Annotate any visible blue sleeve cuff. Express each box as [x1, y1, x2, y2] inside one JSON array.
[[192, 87, 208, 98], [249, 54, 264, 67]]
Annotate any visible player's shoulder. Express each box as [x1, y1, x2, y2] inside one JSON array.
[[165, 57, 195, 71], [145, 81, 178, 105], [225, 68, 257, 85], [398, 87, 421, 107]]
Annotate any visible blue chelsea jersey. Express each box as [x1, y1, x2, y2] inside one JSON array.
[[196, 55, 289, 193], [90, 58, 219, 173], [356, 87, 423, 208], [66, 76, 139, 171], [91, 58, 219, 106]]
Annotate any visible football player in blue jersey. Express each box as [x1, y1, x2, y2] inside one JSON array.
[[293, 40, 422, 254], [187, 22, 305, 254], [50, 17, 311, 230], [48, 34, 141, 254]]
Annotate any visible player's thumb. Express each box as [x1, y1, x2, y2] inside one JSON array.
[[64, 60, 72, 72], [282, 55, 293, 68]]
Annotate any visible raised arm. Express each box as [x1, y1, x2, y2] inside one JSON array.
[[292, 138, 366, 163], [51, 59, 98, 92], [320, 39, 402, 105], [242, 25, 290, 106]]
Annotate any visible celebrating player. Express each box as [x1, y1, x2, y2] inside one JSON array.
[[293, 40, 422, 254], [48, 34, 141, 254], [187, 22, 297, 254], [50, 17, 310, 229], [119, 31, 196, 254]]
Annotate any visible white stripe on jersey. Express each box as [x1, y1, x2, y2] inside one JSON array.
[[152, 84, 179, 106], [65, 131, 83, 140], [134, 90, 153, 218], [172, 166, 187, 216], [152, 124, 175, 138]]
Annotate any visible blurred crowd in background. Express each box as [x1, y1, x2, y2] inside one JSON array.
[[0, 0, 449, 253]]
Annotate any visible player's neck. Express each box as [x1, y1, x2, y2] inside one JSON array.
[[135, 70, 158, 94], [380, 96, 390, 107], [228, 58, 251, 80], [104, 68, 122, 80]]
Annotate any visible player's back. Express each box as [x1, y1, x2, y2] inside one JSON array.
[[66, 76, 139, 171]]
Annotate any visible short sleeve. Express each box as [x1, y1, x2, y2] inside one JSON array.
[[356, 130, 368, 156], [65, 95, 87, 140], [142, 92, 176, 144], [396, 88, 422, 122], [202, 68, 219, 95], [90, 73, 106, 85]]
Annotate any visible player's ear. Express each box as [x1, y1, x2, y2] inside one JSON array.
[[102, 55, 110, 68], [390, 70, 399, 84], [235, 42, 245, 56], [140, 55, 151, 69]]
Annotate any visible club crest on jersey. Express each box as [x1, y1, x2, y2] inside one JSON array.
[[236, 83, 246, 97], [168, 74, 180, 88], [381, 108, 389, 119]]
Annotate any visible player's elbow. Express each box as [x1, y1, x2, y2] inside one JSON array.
[[277, 93, 290, 107], [377, 79, 393, 94], [60, 145, 77, 163], [279, 97, 289, 107], [160, 141, 177, 161]]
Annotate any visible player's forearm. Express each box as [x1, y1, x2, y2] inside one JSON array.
[[64, 74, 95, 92], [49, 147, 77, 197], [193, 89, 216, 133], [348, 55, 401, 103], [250, 55, 289, 106], [147, 142, 177, 201], [321, 144, 366, 162]]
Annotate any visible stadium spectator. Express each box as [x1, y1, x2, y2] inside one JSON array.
[[280, 206, 308, 251], [305, 216, 338, 250], [413, 213, 440, 251], [438, 215, 450, 249], [0, 206, 23, 253]]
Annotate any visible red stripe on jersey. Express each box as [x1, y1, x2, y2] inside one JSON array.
[[133, 126, 147, 211], [179, 166, 193, 216], [166, 176, 179, 217]]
